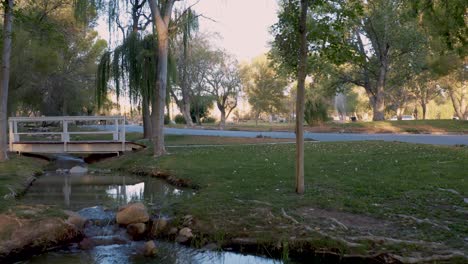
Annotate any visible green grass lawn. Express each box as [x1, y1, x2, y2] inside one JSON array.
[[0, 155, 46, 212], [94, 137, 468, 260]]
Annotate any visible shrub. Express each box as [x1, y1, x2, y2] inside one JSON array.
[[202, 117, 216, 124], [174, 114, 186, 124], [164, 114, 170, 125], [304, 98, 330, 126]]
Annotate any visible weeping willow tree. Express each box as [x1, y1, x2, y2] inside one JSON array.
[[96, 33, 157, 139], [78, 0, 185, 156]]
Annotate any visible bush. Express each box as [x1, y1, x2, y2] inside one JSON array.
[[304, 98, 330, 126], [202, 117, 216, 124], [174, 114, 186, 124], [164, 114, 170, 125]]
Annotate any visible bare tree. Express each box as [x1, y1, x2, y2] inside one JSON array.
[[0, 0, 14, 162], [205, 51, 241, 129]]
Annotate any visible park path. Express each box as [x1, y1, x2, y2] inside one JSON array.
[[93, 125, 468, 146]]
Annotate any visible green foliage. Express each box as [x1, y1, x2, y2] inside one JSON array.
[[240, 55, 288, 118], [8, 1, 107, 116], [190, 95, 213, 123], [202, 117, 216, 124], [174, 114, 186, 124], [164, 114, 170, 125], [304, 97, 329, 126]]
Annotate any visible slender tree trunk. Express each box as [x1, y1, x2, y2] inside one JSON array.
[[142, 95, 152, 139], [219, 109, 226, 129], [182, 101, 193, 126], [421, 102, 427, 120], [295, 0, 308, 194], [0, 0, 14, 162], [448, 84, 467, 120], [149, 0, 176, 157], [151, 30, 168, 156]]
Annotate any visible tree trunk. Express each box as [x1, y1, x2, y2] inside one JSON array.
[[151, 30, 168, 156], [421, 102, 427, 120], [219, 109, 226, 129], [448, 84, 467, 120], [182, 101, 193, 126], [142, 95, 152, 139], [373, 66, 386, 121], [0, 0, 14, 162], [295, 0, 308, 194], [149, 0, 176, 157]]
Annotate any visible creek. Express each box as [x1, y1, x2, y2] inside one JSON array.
[[18, 155, 283, 264]]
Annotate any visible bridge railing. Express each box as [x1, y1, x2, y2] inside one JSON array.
[[8, 116, 126, 152]]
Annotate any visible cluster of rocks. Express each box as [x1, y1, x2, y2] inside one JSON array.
[[114, 202, 195, 257]]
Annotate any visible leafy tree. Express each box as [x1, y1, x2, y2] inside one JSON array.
[[189, 95, 213, 124], [414, 0, 467, 119], [272, 0, 360, 193], [240, 55, 287, 125]]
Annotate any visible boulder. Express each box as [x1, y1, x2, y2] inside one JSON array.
[[0, 214, 82, 260], [144, 240, 157, 257], [150, 218, 168, 238], [69, 166, 88, 174], [116, 203, 149, 226], [127, 223, 146, 240], [176, 227, 193, 244], [65, 211, 87, 229]]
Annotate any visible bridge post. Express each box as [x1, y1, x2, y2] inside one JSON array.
[[62, 119, 69, 152], [13, 121, 18, 142], [121, 116, 126, 152], [113, 118, 119, 141], [8, 120, 13, 150]]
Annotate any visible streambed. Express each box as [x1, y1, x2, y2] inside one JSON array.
[[17, 155, 284, 264]]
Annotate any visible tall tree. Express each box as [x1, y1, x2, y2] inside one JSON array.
[[148, 0, 178, 156], [294, 0, 308, 194], [171, 7, 198, 126], [205, 50, 241, 129], [0, 0, 14, 162], [240, 55, 287, 125]]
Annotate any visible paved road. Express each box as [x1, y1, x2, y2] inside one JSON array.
[[94, 125, 468, 146]]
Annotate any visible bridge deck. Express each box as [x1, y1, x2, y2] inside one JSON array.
[[8, 116, 144, 154], [11, 141, 145, 154]]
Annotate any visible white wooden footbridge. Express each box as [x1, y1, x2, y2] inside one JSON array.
[[8, 116, 144, 154]]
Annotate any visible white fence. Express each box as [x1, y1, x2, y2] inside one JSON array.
[[8, 116, 126, 152]]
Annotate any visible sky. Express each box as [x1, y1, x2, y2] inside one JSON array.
[[96, 0, 279, 63], [186, 0, 279, 62]]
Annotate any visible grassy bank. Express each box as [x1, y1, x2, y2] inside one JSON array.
[[168, 119, 468, 134], [93, 136, 467, 261], [0, 155, 47, 212]]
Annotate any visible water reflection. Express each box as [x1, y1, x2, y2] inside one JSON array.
[[26, 241, 284, 264], [21, 172, 188, 211]]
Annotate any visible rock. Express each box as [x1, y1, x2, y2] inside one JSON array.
[[79, 237, 95, 250], [150, 219, 168, 238], [179, 227, 193, 238], [116, 203, 149, 226], [127, 223, 146, 240], [65, 211, 87, 229], [144, 240, 157, 257], [69, 166, 88, 174], [168, 227, 178, 236], [0, 214, 82, 259], [176, 227, 193, 243], [175, 234, 189, 243], [77, 206, 115, 225]]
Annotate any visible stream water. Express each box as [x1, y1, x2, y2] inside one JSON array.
[[18, 155, 284, 264]]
